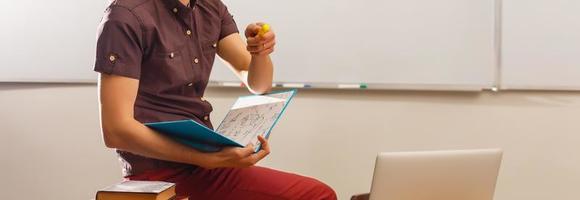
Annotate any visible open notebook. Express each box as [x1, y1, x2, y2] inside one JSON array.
[[145, 90, 296, 152]]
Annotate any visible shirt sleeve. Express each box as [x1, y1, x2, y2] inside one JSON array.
[[218, 1, 240, 40], [94, 6, 143, 80]]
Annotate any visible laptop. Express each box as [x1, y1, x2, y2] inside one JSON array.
[[369, 149, 503, 200]]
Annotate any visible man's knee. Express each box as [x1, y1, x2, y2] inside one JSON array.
[[305, 178, 337, 200]]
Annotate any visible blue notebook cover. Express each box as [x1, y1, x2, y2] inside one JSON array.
[[145, 90, 297, 152]]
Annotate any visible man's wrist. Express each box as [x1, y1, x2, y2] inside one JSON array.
[[251, 54, 270, 59], [187, 149, 214, 168]]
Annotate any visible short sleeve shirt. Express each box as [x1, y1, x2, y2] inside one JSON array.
[[94, 0, 238, 176]]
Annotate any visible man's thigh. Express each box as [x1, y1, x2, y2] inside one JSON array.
[[179, 166, 336, 200]]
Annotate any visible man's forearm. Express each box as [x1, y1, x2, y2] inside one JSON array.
[[105, 119, 212, 168], [247, 55, 273, 94]]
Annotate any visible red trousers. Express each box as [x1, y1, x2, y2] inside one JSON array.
[[127, 166, 337, 200]]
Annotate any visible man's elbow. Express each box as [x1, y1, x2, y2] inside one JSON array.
[[100, 116, 137, 149], [102, 129, 121, 149], [101, 123, 128, 149]]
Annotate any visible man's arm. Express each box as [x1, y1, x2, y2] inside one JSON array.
[[216, 24, 276, 94], [98, 74, 271, 169], [98, 74, 214, 167]]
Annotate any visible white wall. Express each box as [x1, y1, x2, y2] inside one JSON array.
[[1, 84, 579, 200]]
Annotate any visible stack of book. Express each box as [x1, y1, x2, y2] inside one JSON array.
[[96, 181, 176, 200]]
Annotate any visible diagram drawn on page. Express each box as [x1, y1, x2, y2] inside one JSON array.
[[216, 91, 294, 146]]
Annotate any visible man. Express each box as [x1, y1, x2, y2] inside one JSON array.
[[94, 0, 337, 199]]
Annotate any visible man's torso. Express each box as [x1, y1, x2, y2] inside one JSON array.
[[96, 0, 238, 176]]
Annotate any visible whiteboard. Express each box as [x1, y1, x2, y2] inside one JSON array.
[[0, 0, 105, 82], [501, 0, 580, 90], [210, 0, 497, 90], [1, 0, 496, 91]]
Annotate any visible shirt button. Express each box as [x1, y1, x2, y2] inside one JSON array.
[[169, 52, 175, 58], [172, 8, 178, 13], [109, 55, 116, 62], [186, 30, 192, 36], [187, 83, 193, 87], [193, 58, 199, 64], [212, 43, 217, 48], [203, 116, 209, 121]]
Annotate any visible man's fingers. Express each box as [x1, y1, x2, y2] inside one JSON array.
[[231, 145, 254, 159], [251, 24, 262, 36], [247, 43, 275, 53], [262, 40, 276, 49], [249, 31, 274, 42], [246, 36, 271, 47], [260, 31, 275, 41], [247, 32, 275, 45], [253, 135, 271, 159], [244, 23, 262, 38], [247, 39, 276, 54], [231, 136, 271, 167], [252, 148, 270, 163], [257, 135, 270, 152], [253, 26, 262, 35], [237, 148, 269, 167], [246, 37, 261, 47]]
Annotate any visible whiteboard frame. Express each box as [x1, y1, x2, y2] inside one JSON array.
[[207, 81, 486, 92], [500, 85, 580, 91]]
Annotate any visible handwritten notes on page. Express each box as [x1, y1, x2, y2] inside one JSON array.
[[215, 91, 294, 146]]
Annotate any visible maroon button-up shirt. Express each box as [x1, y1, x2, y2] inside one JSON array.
[[94, 0, 238, 176]]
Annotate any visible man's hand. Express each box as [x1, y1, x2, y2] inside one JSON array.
[[205, 135, 271, 169], [217, 23, 275, 94], [245, 23, 276, 56]]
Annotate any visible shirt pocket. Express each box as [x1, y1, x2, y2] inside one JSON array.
[[199, 40, 219, 79], [141, 45, 193, 93], [201, 40, 218, 63]]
